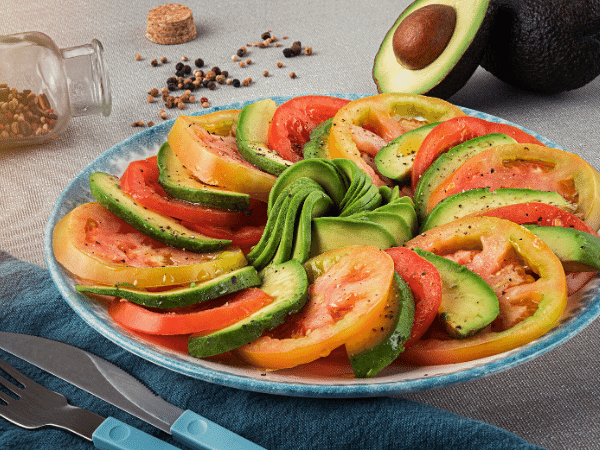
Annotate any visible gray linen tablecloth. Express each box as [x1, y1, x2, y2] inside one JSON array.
[[1, 1, 599, 449]]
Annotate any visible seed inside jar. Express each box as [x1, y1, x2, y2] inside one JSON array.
[[0, 84, 58, 141]]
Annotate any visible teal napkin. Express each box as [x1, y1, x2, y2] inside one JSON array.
[[0, 250, 546, 450]]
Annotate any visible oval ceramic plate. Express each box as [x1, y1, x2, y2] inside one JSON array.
[[44, 93, 600, 398]]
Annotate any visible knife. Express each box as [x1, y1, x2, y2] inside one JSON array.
[[0, 332, 265, 450]]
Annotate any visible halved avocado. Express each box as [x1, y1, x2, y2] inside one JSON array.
[[373, 0, 495, 99]]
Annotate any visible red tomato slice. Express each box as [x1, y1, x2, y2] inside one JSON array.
[[120, 156, 263, 228], [411, 116, 544, 189], [267, 95, 351, 162], [384, 247, 442, 347], [182, 222, 265, 254], [474, 202, 598, 235], [108, 287, 274, 335]]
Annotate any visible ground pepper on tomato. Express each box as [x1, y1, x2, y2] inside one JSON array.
[[328, 93, 465, 187], [410, 115, 544, 189], [424, 143, 600, 230], [403, 216, 567, 365], [235, 246, 395, 370]]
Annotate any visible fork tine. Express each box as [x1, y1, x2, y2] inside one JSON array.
[[0, 358, 27, 397], [0, 357, 30, 387]]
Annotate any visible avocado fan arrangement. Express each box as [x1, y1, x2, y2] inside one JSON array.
[[50, 88, 600, 379], [374, 0, 600, 97]]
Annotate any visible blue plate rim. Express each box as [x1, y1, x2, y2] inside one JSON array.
[[43, 92, 600, 398]]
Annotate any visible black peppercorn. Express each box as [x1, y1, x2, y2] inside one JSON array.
[[261, 31, 271, 40], [175, 62, 184, 71], [183, 65, 192, 74], [183, 82, 195, 91], [175, 70, 186, 78], [232, 78, 241, 87], [283, 48, 295, 58], [194, 58, 204, 68]]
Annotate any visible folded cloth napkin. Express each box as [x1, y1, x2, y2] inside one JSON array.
[[0, 250, 546, 450]]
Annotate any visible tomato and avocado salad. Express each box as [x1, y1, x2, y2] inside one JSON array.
[[53, 93, 600, 379]]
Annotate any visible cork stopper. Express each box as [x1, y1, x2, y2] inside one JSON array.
[[146, 4, 196, 45]]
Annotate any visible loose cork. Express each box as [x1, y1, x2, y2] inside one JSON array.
[[146, 4, 196, 45]]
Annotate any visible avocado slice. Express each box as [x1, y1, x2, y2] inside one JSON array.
[[157, 142, 250, 212], [188, 259, 309, 358], [303, 118, 333, 159], [290, 190, 334, 264], [347, 272, 415, 378], [414, 133, 518, 220], [373, 0, 495, 99], [414, 248, 499, 339], [310, 217, 397, 256], [375, 201, 419, 236], [351, 211, 412, 246], [524, 225, 600, 272], [421, 187, 577, 232], [75, 266, 261, 309], [375, 121, 439, 183], [236, 98, 294, 176], [267, 158, 346, 214], [89, 172, 230, 252], [480, 0, 600, 93]]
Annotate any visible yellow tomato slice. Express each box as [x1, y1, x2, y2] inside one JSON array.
[[52, 202, 247, 288], [236, 246, 395, 369], [167, 111, 277, 202], [328, 93, 465, 186], [403, 216, 567, 365]]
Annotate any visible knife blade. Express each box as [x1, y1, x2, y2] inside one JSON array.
[[0, 331, 265, 450]]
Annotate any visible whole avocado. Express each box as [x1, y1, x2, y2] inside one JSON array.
[[481, 0, 600, 93]]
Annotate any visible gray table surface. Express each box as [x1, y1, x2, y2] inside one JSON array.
[[2, 1, 600, 449]]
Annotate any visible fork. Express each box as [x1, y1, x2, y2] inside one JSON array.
[[0, 356, 181, 449]]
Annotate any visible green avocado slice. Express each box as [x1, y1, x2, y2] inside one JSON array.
[[414, 248, 499, 339], [347, 272, 415, 378], [524, 225, 600, 273], [157, 142, 250, 212], [236, 98, 293, 176], [75, 266, 261, 309], [89, 172, 230, 253], [188, 260, 309, 358]]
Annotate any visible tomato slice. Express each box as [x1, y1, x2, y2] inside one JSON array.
[[328, 93, 465, 186], [403, 216, 567, 365], [474, 202, 598, 235], [108, 287, 274, 335], [425, 143, 600, 229], [167, 111, 277, 202], [384, 247, 442, 347], [235, 246, 395, 369], [267, 95, 351, 162], [52, 202, 247, 288], [411, 116, 544, 189], [472, 202, 598, 295], [120, 155, 264, 228]]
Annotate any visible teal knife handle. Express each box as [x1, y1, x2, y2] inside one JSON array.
[[92, 417, 180, 450], [171, 410, 266, 450]]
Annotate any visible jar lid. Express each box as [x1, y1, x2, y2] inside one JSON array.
[[146, 4, 197, 45]]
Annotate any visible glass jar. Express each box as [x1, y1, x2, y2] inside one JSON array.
[[0, 31, 111, 149]]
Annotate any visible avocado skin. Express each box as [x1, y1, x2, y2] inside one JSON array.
[[481, 0, 600, 93]]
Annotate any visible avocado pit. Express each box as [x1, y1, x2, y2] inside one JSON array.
[[392, 4, 457, 70]]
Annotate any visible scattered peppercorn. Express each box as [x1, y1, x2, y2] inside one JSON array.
[[246, 58, 252, 65], [289, 72, 297, 79], [236, 47, 247, 57], [181, 56, 188, 61], [147, 121, 155, 127], [304, 46, 313, 55], [146, 95, 155, 103], [150, 59, 159, 67], [232, 79, 241, 87], [277, 61, 284, 68], [194, 58, 204, 68], [238, 61, 246, 68], [263, 70, 269, 77], [134, 54, 142, 61], [160, 56, 168, 63], [261, 31, 271, 40], [175, 62, 184, 71], [282, 48, 294, 58], [202, 101, 210, 108], [158, 109, 168, 119]]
